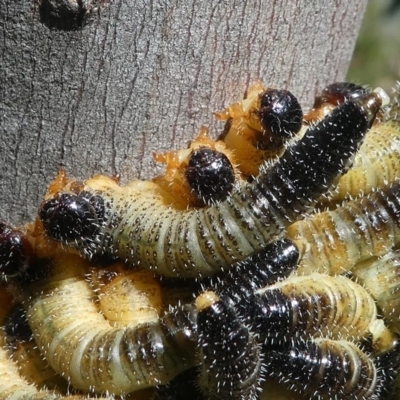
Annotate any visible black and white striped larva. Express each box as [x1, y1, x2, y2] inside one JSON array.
[[21, 248, 198, 395], [196, 291, 263, 400], [264, 338, 394, 400], [215, 82, 304, 178], [244, 273, 393, 351], [287, 180, 400, 276], [39, 92, 380, 277]]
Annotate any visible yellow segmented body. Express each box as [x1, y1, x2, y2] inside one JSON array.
[[287, 181, 400, 275], [23, 254, 198, 395], [0, 290, 109, 400], [89, 266, 162, 327], [257, 274, 381, 343], [327, 120, 400, 203], [353, 251, 400, 333]]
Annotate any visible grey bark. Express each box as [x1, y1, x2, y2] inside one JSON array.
[[0, 0, 368, 226]]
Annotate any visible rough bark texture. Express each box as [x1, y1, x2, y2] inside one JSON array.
[[0, 0, 368, 226]]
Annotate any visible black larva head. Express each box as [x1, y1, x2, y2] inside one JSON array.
[[0, 222, 33, 280], [39, 193, 102, 243], [317, 82, 368, 106], [259, 89, 303, 139], [185, 147, 235, 205]]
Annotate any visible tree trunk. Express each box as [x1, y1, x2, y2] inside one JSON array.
[[0, 0, 368, 226]]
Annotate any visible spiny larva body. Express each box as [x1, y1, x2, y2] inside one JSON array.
[[353, 251, 400, 333], [255, 274, 388, 347], [196, 291, 263, 400], [265, 339, 382, 399], [287, 181, 400, 275], [39, 95, 379, 277], [324, 119, 400, 204], [21, 253, 198, 395]]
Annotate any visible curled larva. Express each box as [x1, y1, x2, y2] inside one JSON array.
[[0, 293, 110, 399], [287, 181, 400, 275], [22, 252, 198, 395], [88, 266, 162, 327], [265, 338, 389, 400], [196, 291, 263, 400], [39, 94, 379, 277]]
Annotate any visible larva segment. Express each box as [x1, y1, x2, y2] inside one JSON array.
[[353, 251, 400, 333], [209, 238, 300, 305], [88, 266, 162, 327], [256, 274, 388, 347], [323, 119, 400, 203], [196, 292, 263, 400], [265, 339, 378, 399], [288, 181, 400, 275], [4, 304, 69, 392], [40, 94, 378, 277], [23, 254, 198, 395], [0, 297, 108, 399]]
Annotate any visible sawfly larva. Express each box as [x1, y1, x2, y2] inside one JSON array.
[[287, 181, 400, 275], [39, 93, 380, 277], [196, 291, 263, 400], [265, 338, 391, 400], [0, 292, 112, 399], [20, 250, 198, 395]]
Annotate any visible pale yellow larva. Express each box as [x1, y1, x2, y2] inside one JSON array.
[[0, 292, 110, 400], [88, 266, 162, 327], [22, 253, 198, 395]]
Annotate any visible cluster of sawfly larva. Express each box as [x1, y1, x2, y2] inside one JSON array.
[[1, 81, 400, 399]]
